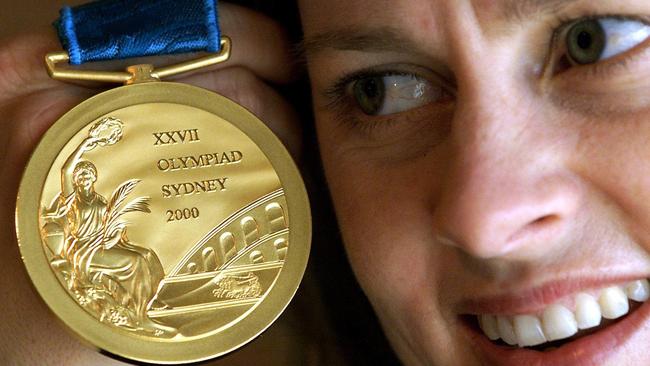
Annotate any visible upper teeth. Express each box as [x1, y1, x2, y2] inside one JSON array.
[[477, 279, 650, 348]]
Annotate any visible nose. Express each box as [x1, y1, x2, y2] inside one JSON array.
[[432, 80, 582, 260]]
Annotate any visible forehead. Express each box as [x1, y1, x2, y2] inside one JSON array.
[[75, 166, 94, 174], [299, 0, 441, 33], [299, 0, 575, 34], [297, 0, 596, 68], [299, 0, 447, 60]]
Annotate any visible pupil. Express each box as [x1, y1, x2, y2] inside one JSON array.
[[353, 77, 385, 115], [566, 19, 606, 65], [363, 79, 379, 97], [577, 31, 593, 50]]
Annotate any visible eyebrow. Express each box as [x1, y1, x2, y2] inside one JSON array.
[[300, 0, 581, 57], [299, 26, 424, 57], [501, 0, 579, 23]]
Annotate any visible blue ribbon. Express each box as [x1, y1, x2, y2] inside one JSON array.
[[55, 0, 220, 65]]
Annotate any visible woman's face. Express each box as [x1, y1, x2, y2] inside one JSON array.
[[300, 0, 650, 365]]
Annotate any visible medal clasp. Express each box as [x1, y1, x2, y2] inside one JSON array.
[[125, 64, 158, 84], [45, 37, 231, 85]]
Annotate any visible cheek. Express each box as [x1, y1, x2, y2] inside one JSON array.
[[318, 137, 464, 363], [575, 112, 650, 247], [319, 137, 448, 315], [321, 152, 425, 269]]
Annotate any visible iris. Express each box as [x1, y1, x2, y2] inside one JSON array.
[[566, 19, 607, 65], [352, 76, 385, 115]]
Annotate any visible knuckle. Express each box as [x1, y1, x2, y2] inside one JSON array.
[[0, 33, 59, 99], [0, 39, 25, 97], [212, 66, 267, 115]]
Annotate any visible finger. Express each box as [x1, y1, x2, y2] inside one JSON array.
[[0, 27, 64, 98], [218, 2, 296, 84], [48, 2, 297, 84], [179, 66, 303, 159], [0, 2, 295, 94], [2, 81, 93, 156]]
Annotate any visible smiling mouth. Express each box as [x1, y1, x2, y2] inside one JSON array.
[[472, 279, 649, 349]]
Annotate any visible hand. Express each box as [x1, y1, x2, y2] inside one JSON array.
[[0, 3, 301, 365], [81, 137, 101, 152], [102, 224, 124, 250]]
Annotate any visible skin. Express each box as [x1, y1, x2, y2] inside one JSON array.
[[0, 3, 311, 365], [5, 0, 650, 365], [300, 0, 650, 365]]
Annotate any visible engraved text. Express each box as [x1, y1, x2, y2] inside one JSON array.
[[157, 151, 243, 172], [161, 177, 228, 198], [166, 207, 200, 222], [153, 129, 200, 145]]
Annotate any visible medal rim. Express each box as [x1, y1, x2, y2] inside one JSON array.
[[15, 82, 311, 364]]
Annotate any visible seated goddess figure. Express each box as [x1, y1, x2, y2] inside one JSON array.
[[42, 119, 174, 335]]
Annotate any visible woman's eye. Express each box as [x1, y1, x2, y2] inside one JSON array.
[[350, 74, 445, 116], [564, 17, 650, 65]]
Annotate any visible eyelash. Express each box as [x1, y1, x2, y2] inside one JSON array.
[[324, 13, 650, 132], [548, 14, 650, 78], [323, 70, 423, 135], [324, 69, 414, 109]]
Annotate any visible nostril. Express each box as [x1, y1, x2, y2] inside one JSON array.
[[530, 215, 559, 227], [433, 167, 582, 259], [505, 214, 562, 246]]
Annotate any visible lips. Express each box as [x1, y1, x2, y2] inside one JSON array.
[[475, 279, 649, 347], [460, 278, 650, 365]]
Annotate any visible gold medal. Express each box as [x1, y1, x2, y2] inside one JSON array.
[[15, 38, 311, 364]]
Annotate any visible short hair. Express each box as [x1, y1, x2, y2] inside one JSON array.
[[73, 161, 97, 180]]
